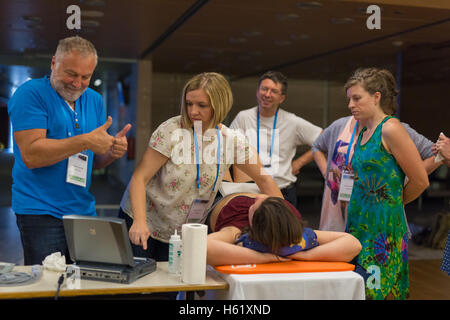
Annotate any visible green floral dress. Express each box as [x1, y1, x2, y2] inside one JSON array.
[[347, 116, 409, 300]]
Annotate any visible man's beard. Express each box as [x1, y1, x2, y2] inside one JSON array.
[[51, 77, 85, 102]]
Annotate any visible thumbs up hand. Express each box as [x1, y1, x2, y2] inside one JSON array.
[[110, 123, 132, 159], [86, 116, 115, 155], [102, 116, 113, 130]]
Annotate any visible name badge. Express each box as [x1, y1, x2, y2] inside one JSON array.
[[338, 170, 354, 202], [185, 199, 209, 223], [66, 152, 88, 187]]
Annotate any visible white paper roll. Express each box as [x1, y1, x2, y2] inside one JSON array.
[[182, 223, 207, 284]]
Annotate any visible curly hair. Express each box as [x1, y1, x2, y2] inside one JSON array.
[[344, 67, 399, 115]]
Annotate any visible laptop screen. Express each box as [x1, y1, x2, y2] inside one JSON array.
[[63, 215, 136, 267]]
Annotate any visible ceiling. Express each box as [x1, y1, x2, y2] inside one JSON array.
[[0, 0, 449, 95]]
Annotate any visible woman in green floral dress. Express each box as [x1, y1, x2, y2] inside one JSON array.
[[345, 68, 429, 299]]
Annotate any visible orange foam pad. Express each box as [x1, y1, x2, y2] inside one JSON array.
[[214, 261, 355, 274]]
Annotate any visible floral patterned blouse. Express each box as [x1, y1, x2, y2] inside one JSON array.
[[120, 115, 250, 242]]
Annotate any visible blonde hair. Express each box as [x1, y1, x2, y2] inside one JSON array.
[[345, 67, 399, 115], [55, 36, 98, 64], [180, 72, 233, 130]]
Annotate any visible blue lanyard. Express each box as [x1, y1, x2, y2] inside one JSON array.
[[345, 120, 358, 168], [257, 107, 279, 161], [193, 126, 221, 191]]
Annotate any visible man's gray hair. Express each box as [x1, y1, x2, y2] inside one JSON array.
[[54, 36, 98, 63]]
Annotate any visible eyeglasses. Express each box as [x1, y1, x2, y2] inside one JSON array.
[[259, 86, 282, 96]]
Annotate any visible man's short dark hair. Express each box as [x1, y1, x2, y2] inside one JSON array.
[[257, 71, 288, 95]]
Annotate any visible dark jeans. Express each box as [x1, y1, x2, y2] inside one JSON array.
[[15, 213, 72, 265], [118, 208, 169, 262], [281, 183, 298, 210]]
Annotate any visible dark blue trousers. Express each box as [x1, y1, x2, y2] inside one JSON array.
[[15, 213, 72, 265]]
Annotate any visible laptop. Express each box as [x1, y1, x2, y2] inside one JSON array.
[[63, 215, 156, 284]]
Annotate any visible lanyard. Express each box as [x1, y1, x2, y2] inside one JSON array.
[[257, 107, 279, 163], [193, 126, 221, 191], [345, 120, 358, 168]]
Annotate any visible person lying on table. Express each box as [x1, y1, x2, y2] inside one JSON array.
[[206, 193, 361, 266]]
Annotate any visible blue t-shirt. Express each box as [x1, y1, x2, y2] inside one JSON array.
[[7, 76, 106, 219]]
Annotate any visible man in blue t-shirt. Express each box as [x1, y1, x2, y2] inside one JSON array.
[[8, 36, 131, 265]]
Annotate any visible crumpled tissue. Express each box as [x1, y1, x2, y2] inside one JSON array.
[[42, 252, 67, 272]]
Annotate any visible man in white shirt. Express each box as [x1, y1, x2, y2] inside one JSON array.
[[230, 71, 322, 208]]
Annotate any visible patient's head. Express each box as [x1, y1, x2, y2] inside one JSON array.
[[247, 196, 304, 254]]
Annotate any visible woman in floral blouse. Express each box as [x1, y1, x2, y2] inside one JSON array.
[[118, 72, 282, 261]]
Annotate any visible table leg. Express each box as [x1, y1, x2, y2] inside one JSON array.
[[185, 291, 194, 300]]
